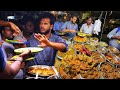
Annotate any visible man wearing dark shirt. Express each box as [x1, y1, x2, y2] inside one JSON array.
[[25, 12, 68, 68]]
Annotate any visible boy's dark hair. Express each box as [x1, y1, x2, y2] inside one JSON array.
[[22, 15, 34, 25], [57, 15, 63, 19], [70, 14, 77, 18], [35, 12, 56, 33], [38, 12, 56, 25], [86, 16, 93, 21]]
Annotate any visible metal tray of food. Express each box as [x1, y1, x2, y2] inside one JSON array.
[[89, 37, 99, 42], [57, 46, 76, 60], [73, 36, 88, 43], [59, 57, 101, 79], [26, 76, 44, 79], [80, 66, 101, 79], [84, 43, 96, 51], [105, 52, 120, 65], [91, 51, 107, 63], [96, 46, 108, 53], [98, 61, 120, 79], [26, 65, 56, 77], [106, 46, 120, 54], [98, 41, 108, 47]]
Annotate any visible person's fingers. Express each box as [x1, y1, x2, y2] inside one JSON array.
[[19, 50, 31, 60], [34, 35, 41, 41], [42, 35, 47, 39], [38, 33, 44, 38], [34, 34, 38, 38], [10, 22, 21, 34], [13, 33, 17, 36], [34, 36, 39, 40], [35, 33, 42, 39], [19, 50, 31, 57]]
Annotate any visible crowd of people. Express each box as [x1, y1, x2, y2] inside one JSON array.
[[0, 11, 120, 79]]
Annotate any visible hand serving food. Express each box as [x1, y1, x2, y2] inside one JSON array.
[[10, 50, 31, 62], [34, 33, 50, 48]]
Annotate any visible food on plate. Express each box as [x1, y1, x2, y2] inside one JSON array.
[[9, 55, 34, 61], [14, 47, 43, 53], [105, 53, 120, 65], [84, 44, 96, 51], [27, 66, 55, 76], [80, 67, 100, 79], [59, 53, 102, 79], [106, 46, 120, 54], [89, 37, 99, 42], [73, 36, 87, 43], [73, 43, 92, 56], [97, 47, 108, 54], [78, 32, 92, 37], [6, 39, 26, 44], [79, 46, 91, 56], [87, 41, 99, 46], [98, 41, 108, 47], [91, 51, 106, 63], [116, 54, 120, 58], [100, 62, 120, 79], [117, 40, 120, 43], [26, 57, 35, 61], [73, 43, 83, 50], [57, 46, 75, 59], [7, 61, 14, 65], [10, 55, 19, 60], [86, 34, 92, 37], [78, 32, 86, 37]]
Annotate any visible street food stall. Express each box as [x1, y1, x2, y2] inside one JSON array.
[[54, 32, 120, 79], [0, 11, 120, 79], [6, 32, 120, 79]]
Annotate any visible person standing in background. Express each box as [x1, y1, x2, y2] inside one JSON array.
[[61, 15, 78, 39], [22, 16, 35, 40], [80, 17, 94, 34], [53, 15, 64, 35]]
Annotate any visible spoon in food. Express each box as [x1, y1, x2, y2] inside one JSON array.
[[35, 72, 39, 79]]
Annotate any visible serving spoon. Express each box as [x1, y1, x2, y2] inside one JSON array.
[[35, 72, 39, 79]]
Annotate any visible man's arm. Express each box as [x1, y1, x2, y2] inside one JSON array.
[[62, 25, 78, 33], [0, 20, 21, 36], [111, 36, 120, 40], [49, 36, 68, 52], [0, 57, 23, 79], [0, 20, 11, 27], [34, 34, 68, 52], [0, 49, 31, 79], [48, 42, 66, 52], [107, 28, 118, 39], [61, 22, 76, 33], [62, 29, 77, 33]]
